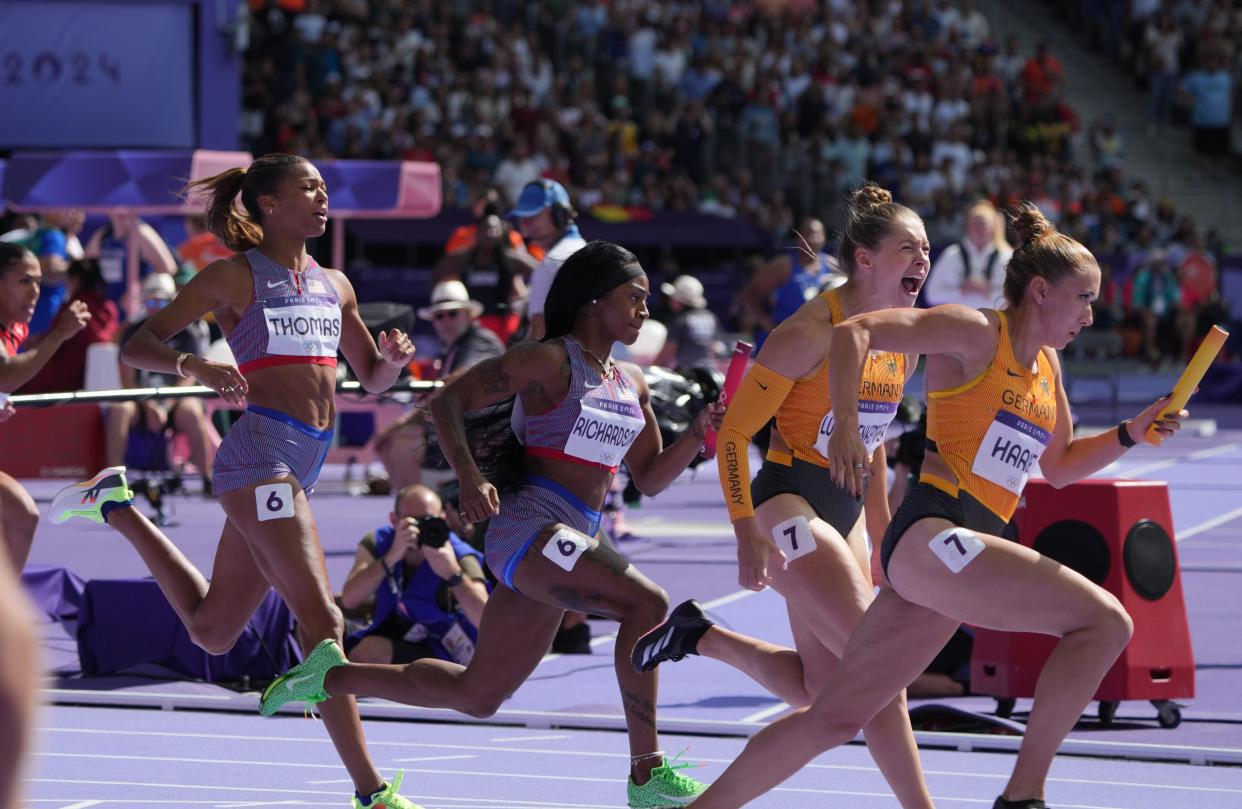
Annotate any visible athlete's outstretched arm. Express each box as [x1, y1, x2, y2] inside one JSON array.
[[121, 257, 251, 405], [623, 363, 725, 497], [1036, 349, 1185, 486], [827, 305, 991, 496]]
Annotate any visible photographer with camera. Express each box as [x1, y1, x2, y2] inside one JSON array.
[[340, 484, 488, 665]]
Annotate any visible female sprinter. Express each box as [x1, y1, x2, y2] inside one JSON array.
[[261, 240, 726, 808], [685, 203, 1187, 809], [631, 185, 935, 809], [49, 154, 420, 809]]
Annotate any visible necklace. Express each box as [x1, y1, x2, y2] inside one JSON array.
[[576, 339, 614, 375]]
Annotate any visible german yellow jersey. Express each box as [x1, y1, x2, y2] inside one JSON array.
[[924, 309, 1058, 522], [772, 289, 907, 468]]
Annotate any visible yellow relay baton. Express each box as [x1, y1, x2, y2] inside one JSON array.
[[1146, 325, 1229, 446]]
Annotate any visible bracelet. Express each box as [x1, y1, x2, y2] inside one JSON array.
[[1117, 420, 1138, 449], [444, 571, 464, 588], [379, 557, 393, 575], [175, 352, 191, 378]]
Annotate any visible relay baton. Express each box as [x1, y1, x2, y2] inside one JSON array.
[[702, 341, 754, 459], [1146, 325, 1228, 446]]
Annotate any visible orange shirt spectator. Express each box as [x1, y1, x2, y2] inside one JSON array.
[[178, 215, 233, 272]]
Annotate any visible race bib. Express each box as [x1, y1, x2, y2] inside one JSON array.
[[971, 410, 1052, 495], [264, 303, 342, 358], [441, 622, 476, 665], [815, 399, 900, 459], [771, 515, 816, 563], [929, 528, 986, 573], [256, 483, 295, 521], [542, 528, 590, 572], [562, 394, 645, 467]]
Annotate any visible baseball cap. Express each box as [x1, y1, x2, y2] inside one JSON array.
[[509, 179, 572, 218]]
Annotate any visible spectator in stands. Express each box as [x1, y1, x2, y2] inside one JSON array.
[[20, 260, 119, 395], [1131, 248, 1186, 364], [1, 211, 84, 339], [176, 214, 233, 274], [513, 180, 585, 341], [740, 218, 839, 348], [444, 189, 533, 257], [1144, 11, 1181, 133], [105, 273, 216, 495], [1180, 48, 1235, 160], [84, 210, 178, 316], [340, 484, 488, 665], [656, 275, 723, 370], [925, 200, 1012, 309], [373, 282, 504, 490], [1019, 41, 1064, 107], [435, 213, 535, 344]]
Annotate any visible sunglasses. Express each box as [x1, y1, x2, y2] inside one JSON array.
[[433, 309, 465, 321]]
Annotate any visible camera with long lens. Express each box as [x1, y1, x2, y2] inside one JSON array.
[[415, 516, 451, 549]]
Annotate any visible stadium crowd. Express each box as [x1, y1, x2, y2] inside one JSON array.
[[238, 0, 1231, 365]]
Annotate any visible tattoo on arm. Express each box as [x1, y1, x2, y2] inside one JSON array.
[[479, 359, 511, 395]]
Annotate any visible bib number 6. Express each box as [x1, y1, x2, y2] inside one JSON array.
[[256, 483, 296, 521]]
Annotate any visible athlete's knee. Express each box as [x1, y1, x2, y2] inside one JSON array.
[[188, 620, 243, 656], [804, 707, 865, 751], [457, 688, 506, 718], [626, 582, 669, 627], [1096, 593, 1134, 649]]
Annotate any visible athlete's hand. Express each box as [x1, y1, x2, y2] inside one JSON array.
[[826, 419, 868, 498], [379, 329, 416, 367], [735, 519, 786, 591], [185, 357, 248, 406], [1128, 393, 1188, 445], [458, 472, 500, 524], [51, 300, 91, 341], [0, 401, 15, 423], [690, 398, 727, 440]]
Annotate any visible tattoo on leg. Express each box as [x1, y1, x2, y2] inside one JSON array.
[[588, 543, 631, 577], [621, 687, 657, 729], [548, 584, 601, 612]]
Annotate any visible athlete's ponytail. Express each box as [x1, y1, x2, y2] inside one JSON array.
[[180, 153, 307, 252]]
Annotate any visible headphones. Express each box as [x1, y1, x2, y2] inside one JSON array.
[[541, 179, 573, 229]]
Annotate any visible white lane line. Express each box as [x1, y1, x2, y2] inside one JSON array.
[[489, 733, 573, 742], [1178, 504, 1242, 541], [1122, 442, 1240, 478], [740, 701, 790, 723], [31, 747, 1242, 795], [392, 754, 478, 764], [52, 802, 105, 809]]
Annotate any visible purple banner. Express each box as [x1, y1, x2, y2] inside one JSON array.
[[3, 150, 252, 213], [0, 2, 194, 148], [318, 160, 441, 218]]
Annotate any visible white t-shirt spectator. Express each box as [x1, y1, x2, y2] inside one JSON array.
[[527, 226, 588, 317], [494, 154, 548, 208], [925, 240, 1012, 309]]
